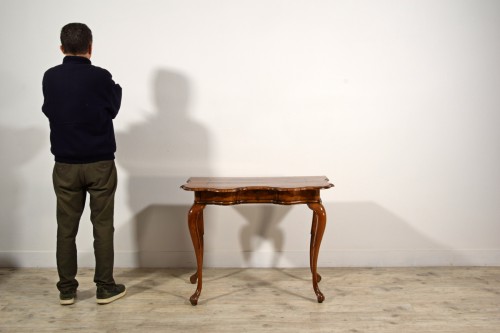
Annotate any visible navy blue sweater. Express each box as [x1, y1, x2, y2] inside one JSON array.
[[42, 56, 122, 163]]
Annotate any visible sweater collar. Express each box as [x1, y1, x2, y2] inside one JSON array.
[[63, 56, 91, 65]]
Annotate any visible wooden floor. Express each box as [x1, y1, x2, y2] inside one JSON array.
[[0, 267, 499, 333]]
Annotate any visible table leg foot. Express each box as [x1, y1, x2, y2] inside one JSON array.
[[190, 291, 200, 306], [315, 289, 325, 303], [190, 272, 198, 284]]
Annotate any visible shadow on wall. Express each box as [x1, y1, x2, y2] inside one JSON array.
[[116, 69, 211, 267], [107, 69, 465, 268], [312, 201, 466, 267], [203, 201, 467, 267], [234, 205, 291, 267], [325, 202, 466, 266], [0, 126, 45, 267], [132, 204, 195, 266]]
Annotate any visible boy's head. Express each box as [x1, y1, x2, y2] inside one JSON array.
[[60, 23, 92, 57]]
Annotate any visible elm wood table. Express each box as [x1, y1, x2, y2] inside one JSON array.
[[181, 176, 334, 305]]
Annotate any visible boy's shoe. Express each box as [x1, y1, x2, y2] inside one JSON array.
[[59, 290, 76, 305], [96, 284, 126, 304]]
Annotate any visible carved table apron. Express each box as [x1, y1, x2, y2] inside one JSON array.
[[181, 176, 334, 305]]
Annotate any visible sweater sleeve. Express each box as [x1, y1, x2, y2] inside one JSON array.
[[109, 80, 122, 119], [41, 73, 50, 118], [106, 73, 122, 119]]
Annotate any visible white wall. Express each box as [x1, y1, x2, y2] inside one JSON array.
[[1, 0, 499, 268]]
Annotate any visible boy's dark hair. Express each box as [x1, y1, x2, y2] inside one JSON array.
[[60, 23, 92, 54]]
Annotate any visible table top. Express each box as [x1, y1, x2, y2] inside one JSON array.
[[181, 176, 333, 192]]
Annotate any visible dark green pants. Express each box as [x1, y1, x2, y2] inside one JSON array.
[[53, 160, 117, 292]]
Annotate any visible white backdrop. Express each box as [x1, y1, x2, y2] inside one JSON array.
[[1, 0, 499, 267]]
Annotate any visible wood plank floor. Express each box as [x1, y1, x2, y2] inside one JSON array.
[[0, 267, 499, 332]]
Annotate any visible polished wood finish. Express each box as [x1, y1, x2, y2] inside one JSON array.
[[2, 267, 500, 332], [181, 176, 334, 305]]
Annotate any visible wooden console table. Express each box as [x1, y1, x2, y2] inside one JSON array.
[[181, 176, 334, 305]]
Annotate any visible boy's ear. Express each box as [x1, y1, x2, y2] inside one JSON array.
[[88, 43, 92, 56], [60, 45, 65, 54]]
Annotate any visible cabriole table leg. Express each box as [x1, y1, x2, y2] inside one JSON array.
[[187, 203, 205, 305], [307, 202, 327, 303]]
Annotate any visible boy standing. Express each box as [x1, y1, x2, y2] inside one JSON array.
[[42, 23, 126, 305]]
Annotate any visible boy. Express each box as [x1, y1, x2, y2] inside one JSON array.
[[42, 23, 126, 305]]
